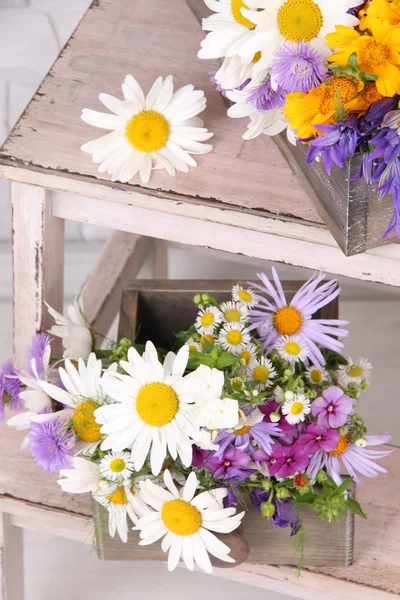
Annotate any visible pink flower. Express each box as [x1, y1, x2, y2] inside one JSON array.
[[297, 424, 340, 454], [311, 386, 352, 428], [267, 444, 309, 479]]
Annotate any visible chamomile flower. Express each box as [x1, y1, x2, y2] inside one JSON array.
[[195, 306, 223, 335], [338, 357, 372, 386], [276, 335, 309, 363], [185, 338, 202, 358], [220, 300, 248, 324], [58, 457, 101, 494], [94, 482, 144, 542], [99, 451, 134, 482], [246, 356, 277, 389], [136, 470, 244, 573], [232, 284, 259, 307], [306, 364, 328, 385], [230, 375, 245, 391], [282, 394, 311, 425], [81, 75, 213, 185], [238, 342, 258, 366], [218, 322, 251, 354]]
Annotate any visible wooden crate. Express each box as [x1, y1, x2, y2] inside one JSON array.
[[93, 279, 354, 567]]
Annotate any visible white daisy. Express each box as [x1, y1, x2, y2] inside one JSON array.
[[214, 54, 258, 91], [218, 322, 251, 354], [220, 300, 248, 324], [94, 482, 145, 543], [276, 335, 309, 363], [282, 393, 311, 424], [338, 357, 372, 386], [238, 342, 258, 366], [195, 306, 223, 335], [99, 451, 134, 482], [246, 356, 277, 389], [238, 0, 360, 69], [232, 284, 259, 307], [185, 338, 202, 357], [81, 75, 213, 185], [96, 343, 200, 476], [230, 375, 245, 391], [46, 298, 92, 360], [58, 456, 101, 494], [306, 364, 328, 385], [136, 470, 244, 573]]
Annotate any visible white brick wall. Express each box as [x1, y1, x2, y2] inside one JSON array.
[[0, 0, 108, 241]]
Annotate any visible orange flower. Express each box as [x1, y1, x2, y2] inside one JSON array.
[[359, 0, 400, 31]]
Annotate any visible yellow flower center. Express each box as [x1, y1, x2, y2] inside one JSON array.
[[277, 0, 323, 42], [234, 425, 251, 435], [329, 435, 350, 457], [72, 400, 102, 443], [188, 344, 199, 358], [126, 110, 169, 152], [109, 458, 126, 473], [252, 365, 270, 383], [318, 77, 361, 116], [201, 312, 215, 328], [284, 341, 301, 356], [310, 368, 323, 383], [161, 500, 202, 536], [224, 308, 242, 322], [106, 487, 127, 505], [231, 378, 244, 390], [240, 349, 252, 364], [361, 40, 390, 67], [226, 329, 243, 346], [237, 289, 253, 303], [201, 334, 215, 349], [252, 51, 261, 64], [348, 365, 364, 378], [290, 401, 305, 416], [136, 383, 179, 427], [362, 81, 383, 106], [231, 0, 254, 28], [273, 307, 302, 335]]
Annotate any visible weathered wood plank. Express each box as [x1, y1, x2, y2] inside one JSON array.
[[0, 512, 23, 600]]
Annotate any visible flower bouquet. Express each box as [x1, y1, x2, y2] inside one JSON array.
[[2, 270, 392, 573], [197, 0, 400, 243]]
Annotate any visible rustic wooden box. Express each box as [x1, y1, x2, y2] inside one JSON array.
[[93, 280, 354, 567]]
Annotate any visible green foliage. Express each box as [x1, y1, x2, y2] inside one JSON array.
[[294, 477, 366, 523]]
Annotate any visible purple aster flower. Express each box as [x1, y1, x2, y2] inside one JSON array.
[[1, 360, 24, 411], [205, 446, 254, 481], [311, 386, 353, 428], [297, 424, 340, 455], [306, 114, 361, 175], [251, 488, 300, 535], [28, 418, 74, 474], [267, 444, 309, 479], [249, 269, 349, 366], [247, 75, 286, 112], [214, 408, 281, 458], [270, 42, 327, 94], [307, 433, 392, 485], [27, 333, 52, 379]]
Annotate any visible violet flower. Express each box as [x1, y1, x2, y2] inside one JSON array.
[[297, 424, 340, 455], [205, 446, 254, 481], [270, 42, 327, 94], [1, 360, 24, 411], [260, 400, 298, 445], [27, 333, 53, 379], [251, 488, 300, 535], [311, 386, 353, 428], [247, 75, 286, 112], [28, 419, 74, 474], [192, 445, 209, 469], [267, 444, 309, 478]]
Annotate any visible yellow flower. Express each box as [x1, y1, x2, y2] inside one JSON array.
[[326, 19, 400, 97], [359, 0, 400, 31], [284, 76, 365, 138]]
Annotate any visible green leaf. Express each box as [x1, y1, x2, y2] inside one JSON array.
[[344, 497, 367, 519], [202, 337, 215, 353], [329, 478, 353, 499], [347, 52, 358, 70], [215, 352, 241, 370], [295, 493, 319, 504]]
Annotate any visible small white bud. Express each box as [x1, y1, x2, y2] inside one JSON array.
[[284, 390, 295, 401], [252, 389, 259, 397], [270, 411, 281, 423], [355, 437, 367, 448]]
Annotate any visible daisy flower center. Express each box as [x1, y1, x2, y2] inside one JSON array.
[[106, 487, 127, 505], [361, 40, 390, 67], [290, 401, 305, 416], [72, 399, 102, 443], [231, 377, 244, 390], [273, 306, 302, 335], [226, 329, 243, 346], [277, 0, 323, 43], [136, 383, 179, 427], [109, 458, 126, 473], [126, 110, 170, 152], [201, 334, 215, 349], [188, 344, 199, 357], [329, 435, 350, 457], [201, 312, 216, 328], [234, 425, 251, 435], [240, 349, 252, 364], [237, 289, 253, 303], [310, 369, 323, 383], [284, 341, 301, 356], [161, 499, 202, 536], [231, 0, 254, 28], [224, 308, 242, 322], [252, 365, 270, 382], [348, 365, 364, 378]]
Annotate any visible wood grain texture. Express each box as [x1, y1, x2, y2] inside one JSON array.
[[12, 182, 64, 365], [0, 0, 320, 226]]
